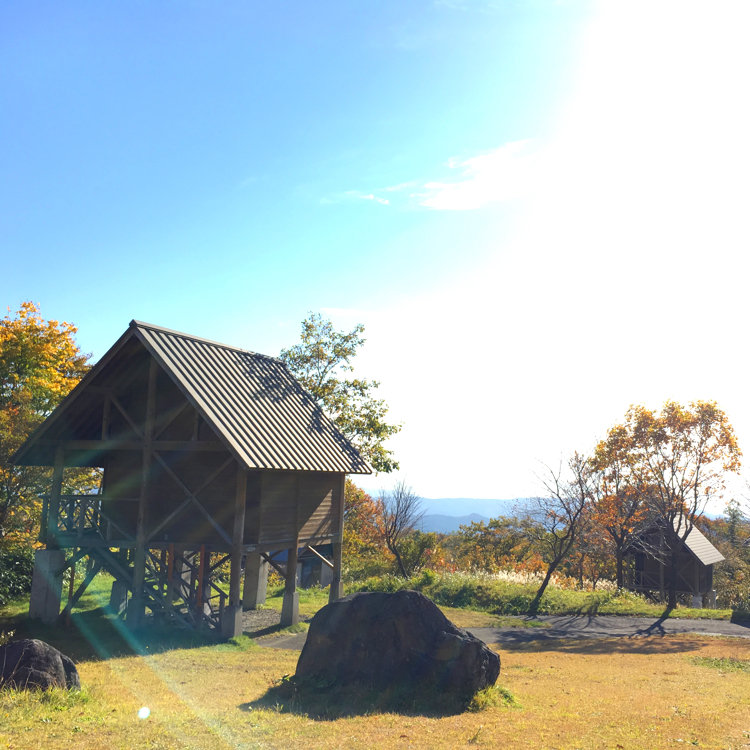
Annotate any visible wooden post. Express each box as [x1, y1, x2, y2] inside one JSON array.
[[65, 554, 76, 626], [166, 543, 175, 603], [280, 539, 299, 627], [101, 395, 111, 440], [47, 445, 65, 548], [196, 545, 206, 617], [329, 473, 346, 603], [658, 559, 665, 601], [222, 465, 247, 638], [130, 358, 158, 627]]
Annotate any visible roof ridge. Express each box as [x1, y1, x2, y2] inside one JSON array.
[[130, 320, 281, 363]]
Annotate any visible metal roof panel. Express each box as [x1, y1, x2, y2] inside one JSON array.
[[132, 322, 371, 474]]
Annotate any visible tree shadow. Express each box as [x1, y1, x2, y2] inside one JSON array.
[[729, 611, 750, 627], [239, 678, 477, 719], [497, 633, 709, 656], [632, 606, 675, 636]]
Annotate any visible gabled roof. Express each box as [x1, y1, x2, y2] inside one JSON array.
[[14, 320, 371, 474], [675, 519, 725, 566]]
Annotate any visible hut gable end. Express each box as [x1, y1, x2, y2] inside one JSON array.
[[13, 320, 370, 475]]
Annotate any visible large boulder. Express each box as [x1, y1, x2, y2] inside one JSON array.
[[295, 590, 500, 706], [0, 639, 80, 690]]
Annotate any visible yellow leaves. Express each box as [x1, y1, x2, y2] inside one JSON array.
[[1, 302, 90, 543], [0, 301, 89, 416]]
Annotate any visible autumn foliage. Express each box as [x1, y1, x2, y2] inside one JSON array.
[[0, 302, 90, 547]]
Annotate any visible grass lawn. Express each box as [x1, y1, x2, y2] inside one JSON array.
[[2, 576, 749, 749]]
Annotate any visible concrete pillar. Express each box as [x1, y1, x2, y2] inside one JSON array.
[[280, 545, 299, 627], [242, 552, 269, 610], [691, 594, 703, 609], [29, 549, 64, 624], [109, 579, 128, 615], [328, 540, 344, 603]]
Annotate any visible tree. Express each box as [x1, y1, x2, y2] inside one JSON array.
[[525, 453, 591, 613], [565, 505, 617, 590], [377, 481, 423, 578], [280, 313, 401, 473], [701, 504, 750, 609], [617, 400, 741, 607], [342, 479, 390, 578], [447, 516, 538, 574], [0, 302, 91, 546], [590, 424, 651, 588]]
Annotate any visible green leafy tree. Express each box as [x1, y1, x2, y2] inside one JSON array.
[[701, 507, 750, 610], [395, 530, 441, 577], [280, 313, 400, 472], [0, 302, 92, 547], [447, 516, 538, 574]]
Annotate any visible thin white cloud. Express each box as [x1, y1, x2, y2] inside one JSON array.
[[320, 190, 390, 206], [355, 192, 390, 206], [419, 140, 539, 210], [324, 142, 541, 212]]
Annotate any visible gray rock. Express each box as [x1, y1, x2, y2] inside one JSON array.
[[295, 590, 499, 705], [0, 639, 80, 690]]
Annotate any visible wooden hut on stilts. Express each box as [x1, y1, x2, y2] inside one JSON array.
[[13, 321, 370, 637]]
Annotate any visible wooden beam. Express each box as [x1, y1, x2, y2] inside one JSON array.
[[111, 394, 144, 438], [260, 552, 287, 578], [151, 453, 233, 545], [146, 456, 234, 541], [130, 357, 158, 627], [154, 400, 192, 440], [101, 395, 111, 440], [329, 473, 345, 603], [222, 464, 247, 638], [196, 545, 206, 616], [37, 439, 225, 452], [47, 446, 65, 549], [62, 558, 102, 616], [304, 544, 334, 569]]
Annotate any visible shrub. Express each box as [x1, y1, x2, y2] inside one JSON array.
[[0, 546, 34, 606]]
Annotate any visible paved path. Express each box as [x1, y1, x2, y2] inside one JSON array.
[[256, 615, 750, 651], [468, 614, 750, 646]]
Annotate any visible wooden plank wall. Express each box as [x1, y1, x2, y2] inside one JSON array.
[[258, 472, 340, 546]]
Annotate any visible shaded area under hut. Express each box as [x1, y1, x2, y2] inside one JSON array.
[[13, 320, 370, 637]]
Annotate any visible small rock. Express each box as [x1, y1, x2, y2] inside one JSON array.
[[0, 639, 80, 690]]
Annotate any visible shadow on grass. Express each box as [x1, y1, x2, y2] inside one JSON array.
[[729, 611, 750, 627], [1, 606, 220, 662], [500, 634, 709, 656], [240, 677, 476, 719]]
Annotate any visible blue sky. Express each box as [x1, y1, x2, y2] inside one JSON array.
[[3, 1, 750, 508]]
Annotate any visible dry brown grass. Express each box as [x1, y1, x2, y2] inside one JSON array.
[[1, 634, 749, 749]]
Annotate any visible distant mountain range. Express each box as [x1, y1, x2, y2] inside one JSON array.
[[417, 513, 490, 534], [415, 498, 525, 534], [413, 497, 726, 534], [419, 497, 523, 518]]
